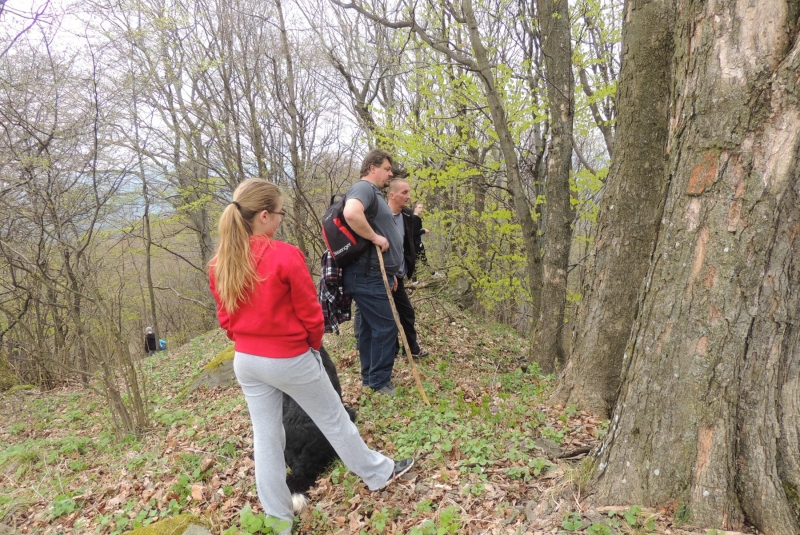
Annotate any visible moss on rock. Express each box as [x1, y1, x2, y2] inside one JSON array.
[[6, 384, 35, 395], [122, 513, 211, 535], [203, 344, 235, 371]]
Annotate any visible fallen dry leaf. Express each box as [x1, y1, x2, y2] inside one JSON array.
[[200, 456, 215, 472], [190, 484, 205, 502]]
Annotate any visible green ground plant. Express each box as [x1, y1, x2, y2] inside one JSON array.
[[562, 512, 584, 531], [221, 505, 292, 534], [0, 299, 694, 534], [407, 505, 461, 535]]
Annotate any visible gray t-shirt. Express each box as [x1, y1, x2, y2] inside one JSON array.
[[345, 180, 402, 276]]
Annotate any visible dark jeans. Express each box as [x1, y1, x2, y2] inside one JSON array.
[[392, 277, 420, 355], [343, 268, 397, 390], [353, 303, 361, 347]]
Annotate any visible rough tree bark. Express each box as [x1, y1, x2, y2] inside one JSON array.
[[553, 0, 675, 416], [593, 0, 800, 532], [532, 0, 574, 372]]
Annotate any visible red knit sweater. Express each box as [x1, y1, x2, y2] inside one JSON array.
[[209, 236, 324, 357]]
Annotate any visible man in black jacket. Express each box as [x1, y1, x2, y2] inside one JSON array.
[[411, 202, 429, 266], [386, 178, 429, 359], [144, 327, 158, 356]]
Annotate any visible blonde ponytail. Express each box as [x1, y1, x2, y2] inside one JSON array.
[[210, 179, 282, 313]]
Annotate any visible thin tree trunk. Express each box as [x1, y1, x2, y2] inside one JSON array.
[[143, 182, 159, 343], [133, 90, 161, 346], [532, 0, 574, 372], [275, 0, 308, 260], [461, 0, 543, 331]]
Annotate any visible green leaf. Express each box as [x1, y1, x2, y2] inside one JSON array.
[[561, 513, 584, 531]]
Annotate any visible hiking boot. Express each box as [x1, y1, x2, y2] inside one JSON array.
[[374, 383, 397, 396], [378, 458, 415, 489], [412, 349, 429, 360]]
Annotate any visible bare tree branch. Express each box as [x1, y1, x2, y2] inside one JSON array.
[[0, 0, 52, 59]]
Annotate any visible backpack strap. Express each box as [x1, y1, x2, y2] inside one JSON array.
[[363, 185, 381, 271], [336, 184, 379, 272]]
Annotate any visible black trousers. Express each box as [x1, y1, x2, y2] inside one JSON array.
[[392, 277, 420, 355]]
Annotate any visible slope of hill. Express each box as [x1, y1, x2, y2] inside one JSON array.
[[1, 296, 706, 534]]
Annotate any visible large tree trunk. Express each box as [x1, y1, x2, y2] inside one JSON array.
[[592, 1, 800, 532], [532, 0, 574, 372], [552, 0, 675, 416]]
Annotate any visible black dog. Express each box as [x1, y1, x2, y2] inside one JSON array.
[[283, 346, 356, 512]]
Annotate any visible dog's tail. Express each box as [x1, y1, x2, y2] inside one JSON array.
[[287, 474, 316, 513], [291, 492, 308, 513]]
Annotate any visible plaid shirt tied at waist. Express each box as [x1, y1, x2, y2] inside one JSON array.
[[318, 250, 352, 334]]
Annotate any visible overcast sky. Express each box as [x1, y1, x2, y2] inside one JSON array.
[[2, 0, 95, 56]]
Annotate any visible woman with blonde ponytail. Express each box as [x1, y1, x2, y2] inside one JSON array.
[[209, 179, 413, 533]]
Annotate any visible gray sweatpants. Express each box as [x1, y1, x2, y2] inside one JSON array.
[[233, 348, 394, 527]]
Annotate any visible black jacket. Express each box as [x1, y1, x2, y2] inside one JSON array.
[[400, 208, 417, 280], [411, 213, 425, 253], [144, 333, 157, 352]]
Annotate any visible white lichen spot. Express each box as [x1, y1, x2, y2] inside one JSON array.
[[674, 373, 679, 378], [654, 469, 660, 476], [626, 461, 630, 467], [599, 462, 607, 471], [703, 490, 710, 497], [675, 242, 680, 248], [685, 198, 702, 231], [724, 247, 729, 253], [759, 82, 800, 192]]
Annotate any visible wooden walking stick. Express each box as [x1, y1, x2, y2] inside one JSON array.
[[376, 244, 431, 406]]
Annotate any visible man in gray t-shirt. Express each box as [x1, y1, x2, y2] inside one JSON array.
[[344, 180, 402, 275], [342, 149, 402, 395]]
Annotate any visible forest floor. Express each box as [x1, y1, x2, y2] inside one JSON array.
[[0, 285, 752, 535]]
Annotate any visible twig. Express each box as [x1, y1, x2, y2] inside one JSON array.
[[556, 446, 593, 459]]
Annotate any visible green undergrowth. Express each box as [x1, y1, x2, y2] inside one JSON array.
[[0, 298, 601, 534]]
